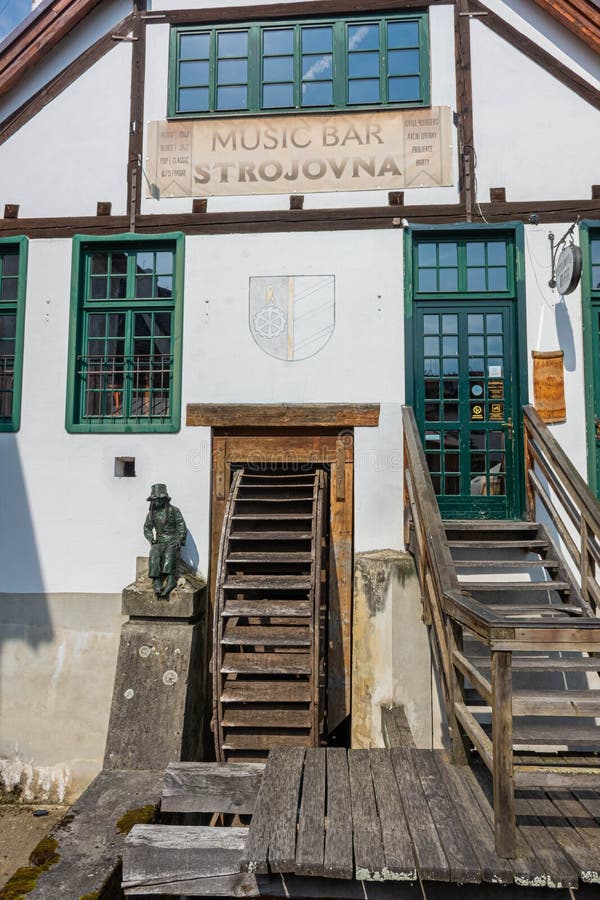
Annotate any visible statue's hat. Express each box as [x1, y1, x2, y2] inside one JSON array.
[[148, 483, 170, 501]]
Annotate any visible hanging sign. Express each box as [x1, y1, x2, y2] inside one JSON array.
[[146, 107, 453, 198], [532, 350, 566, 423], [555, 245, 582, 295]]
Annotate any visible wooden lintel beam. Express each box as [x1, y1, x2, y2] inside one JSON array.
[[186, 403, 380, 428]]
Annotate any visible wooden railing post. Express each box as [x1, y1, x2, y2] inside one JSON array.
[[523, 418, 535, 521], [447, 619, 469, 765], [491, 650, 516, 858]]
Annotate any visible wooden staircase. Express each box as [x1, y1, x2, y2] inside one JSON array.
[[403, 405, 600, 858], [212, 467, 328, 761]]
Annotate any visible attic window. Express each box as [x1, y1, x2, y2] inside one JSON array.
[[169, 12, 430, 118]]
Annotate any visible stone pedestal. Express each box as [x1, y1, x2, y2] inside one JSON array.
[[104, 561, 209, 770]]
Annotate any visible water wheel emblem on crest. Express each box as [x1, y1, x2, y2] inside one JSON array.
[[254, 287, 286, 340]]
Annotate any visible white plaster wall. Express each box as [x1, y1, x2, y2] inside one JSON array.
[[0, 0, 132, 122], [470, 20, 600, 202], [0, 45, 131, 217], [141, 6, 459, 215]]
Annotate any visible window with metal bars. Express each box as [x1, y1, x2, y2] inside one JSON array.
[[169, 12, 430, 117], [0, 237, 27, 433], [66, 234, 184, 433]]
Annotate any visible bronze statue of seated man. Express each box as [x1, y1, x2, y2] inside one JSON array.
[[144, 484, 187, 598]]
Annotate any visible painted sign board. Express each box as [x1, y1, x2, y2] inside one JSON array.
[[555, 244, 582, 295], [532, 350, 566, 423], [146, 107, 453, 198]]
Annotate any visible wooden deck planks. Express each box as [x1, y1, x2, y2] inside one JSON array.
[[368, 749, 417, 881], [295, 748, 326, 876], [348, 750, 386, 881], [324, 747, 354, 880], [266, 748, 305, 873]]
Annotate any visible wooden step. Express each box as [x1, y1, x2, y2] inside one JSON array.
[[223, 598, 311, 617], [502, 722, 600, 747], [240, 473, 317, 481], [161, 762, 264, 814], [236, 497, 313, 504], [229, 531, 312, 541], [221, 652, 312, 675], [511, 690, 600, 717], [222, 624, 311, 647], [222, 733, 313, 750], [514, 764, 600, 789], [232, 513, 314, 521], [468, 656, 600, 672], [227, 552, 312, 563], [221, 708, 312, 728], [461, 580, 570, 592], [474, 604, 583, 617], [444, 520, 539, 531], [220, 679, 311, 703], [454, 559, 558, 569], [449, 539, 549, 550], [223, 575, 312, 590]]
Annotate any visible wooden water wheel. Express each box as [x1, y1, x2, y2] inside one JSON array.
[[212, 467, 328, 761]]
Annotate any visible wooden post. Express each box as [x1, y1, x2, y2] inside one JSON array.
[[447, 620, 469, 765], [523, 421, 535, 521], [491, 650, 516, 858], [403, 437, 411, 549]]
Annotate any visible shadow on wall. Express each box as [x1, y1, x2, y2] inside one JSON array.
[[554, 296, 576, 372], [0, 434, 54, 798]]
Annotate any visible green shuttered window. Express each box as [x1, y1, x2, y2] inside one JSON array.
[[66, 233, 185, 433], [169, 13, 430, 117], [0, 237, 27, 433]]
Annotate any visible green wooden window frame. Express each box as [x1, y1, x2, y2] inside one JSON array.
[[168, 12, 430, 118], [65, 233, 185, 434], [0, 236, 28, 433], [413, 235, 515, 299], [579, 221, 600, 493]]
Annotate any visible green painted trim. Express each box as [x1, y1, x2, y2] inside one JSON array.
[[580, 220, 600, 494], [65, 232, 185, 434], [403, 221, 528, 519], [0, 235, 28, 433], [168, 11, 430, 119]]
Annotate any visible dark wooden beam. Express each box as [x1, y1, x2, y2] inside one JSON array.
[[455, 0, 475, 220], [289, 195, 304, 210], [469, 0, 600, 112], [1, 198, 600, 240], [143, 0, 449, 26], [127, 1, 147, 231], [592, 185, 600, 200], [0, 14, 133, 147], [96, 202, 112, 216], [388, 191, 404, 206], [3, 204, 19, 219], [192, 198, 208, 213], [490, 188, 506, 203], [186, 404, 381, 428]]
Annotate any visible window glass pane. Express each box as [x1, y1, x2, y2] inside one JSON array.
[[180, 60, 209, 86], [418, 269, 437, 292], [265, 56, 294, 81], [156, 252, 173, 275], [469, 336, 484, 355], [442, 315, 457, 333], [593, 266, 600, 290], [0, 313, 16, 338], [87, 314, 105, 337], [109, 314, 126, 337], [418, 243, 437, 266], [487, 314, 503, 333], [136, 251, 154, 273], [136, 276, 153, 298], [442, 357, 458, 375], [349, 51, 379, 78], [264, 28, 293, 55], [423, 314, 438, 333], [466, 242, 485, 265], [179, 87, 209, 112], [155, 312, 172, 336], [467, 268, 486, 291], [388, 49, 419, 76], [135, 312, 153, 336], [424, 336, 438, 355], [388, 20, 419, 48], [180, 33, 209, 60], [438, 243, 457, 266], [302, 54, 333, 80], [1, 280, 18, 302], [90, 278, 107, 300], [487, 335, 503, 355], [468, 314, 484, 333], [90, 252, 108, 276], [218, 31, 248, 57], [110, 277, 127, 300], [487, 242, 507, 265], [218, 59, 248, 85], [112, 253, 127, 275], [2, 254, 18, 277], [439, 268, 457, 292], [264, 83, 294, 108], [389, 76, 420, 101], [156, 276, 173, 298], [348, 23, 379, 50], [217, 85, 248, 110], [348, 78, 380, 104], [302, 26, 333, 53], [303, 81, 334, 106], [488, 268, 507, 291], [424, 358, 439, 376], [442, 336, 458, 356]]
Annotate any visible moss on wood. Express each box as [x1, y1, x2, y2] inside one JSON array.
[[0, 836, 60, 899], [115, 804, 156, 835]]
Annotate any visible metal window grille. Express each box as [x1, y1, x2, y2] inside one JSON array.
[[77, 354, 173, 423]]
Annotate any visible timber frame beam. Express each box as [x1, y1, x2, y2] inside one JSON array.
[[186, 403, 381, 428]]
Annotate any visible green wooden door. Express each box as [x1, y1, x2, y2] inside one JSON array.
[[589, 302, 600, 491], [414, 302, 520, 519]]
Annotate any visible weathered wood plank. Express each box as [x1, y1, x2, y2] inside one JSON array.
[[390, 748, 450, 881], [186, 403, 380, 427], [546, 789, 600, 883], [122, 825, 248, 888], [348, 750, 386, 881], [267, 748, 305, 873], [161, 762, 264, 814], [221, 652, 311, 675], [491, 650, 516, 858], [295, 748, 326, 876], [380, 706, 416, 749], [220, 679, 310, 703], [411, 750, 481, 882], [368, 749, 417, 881], [240, 753, 279, 874], [324, 748, 353, 880]]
